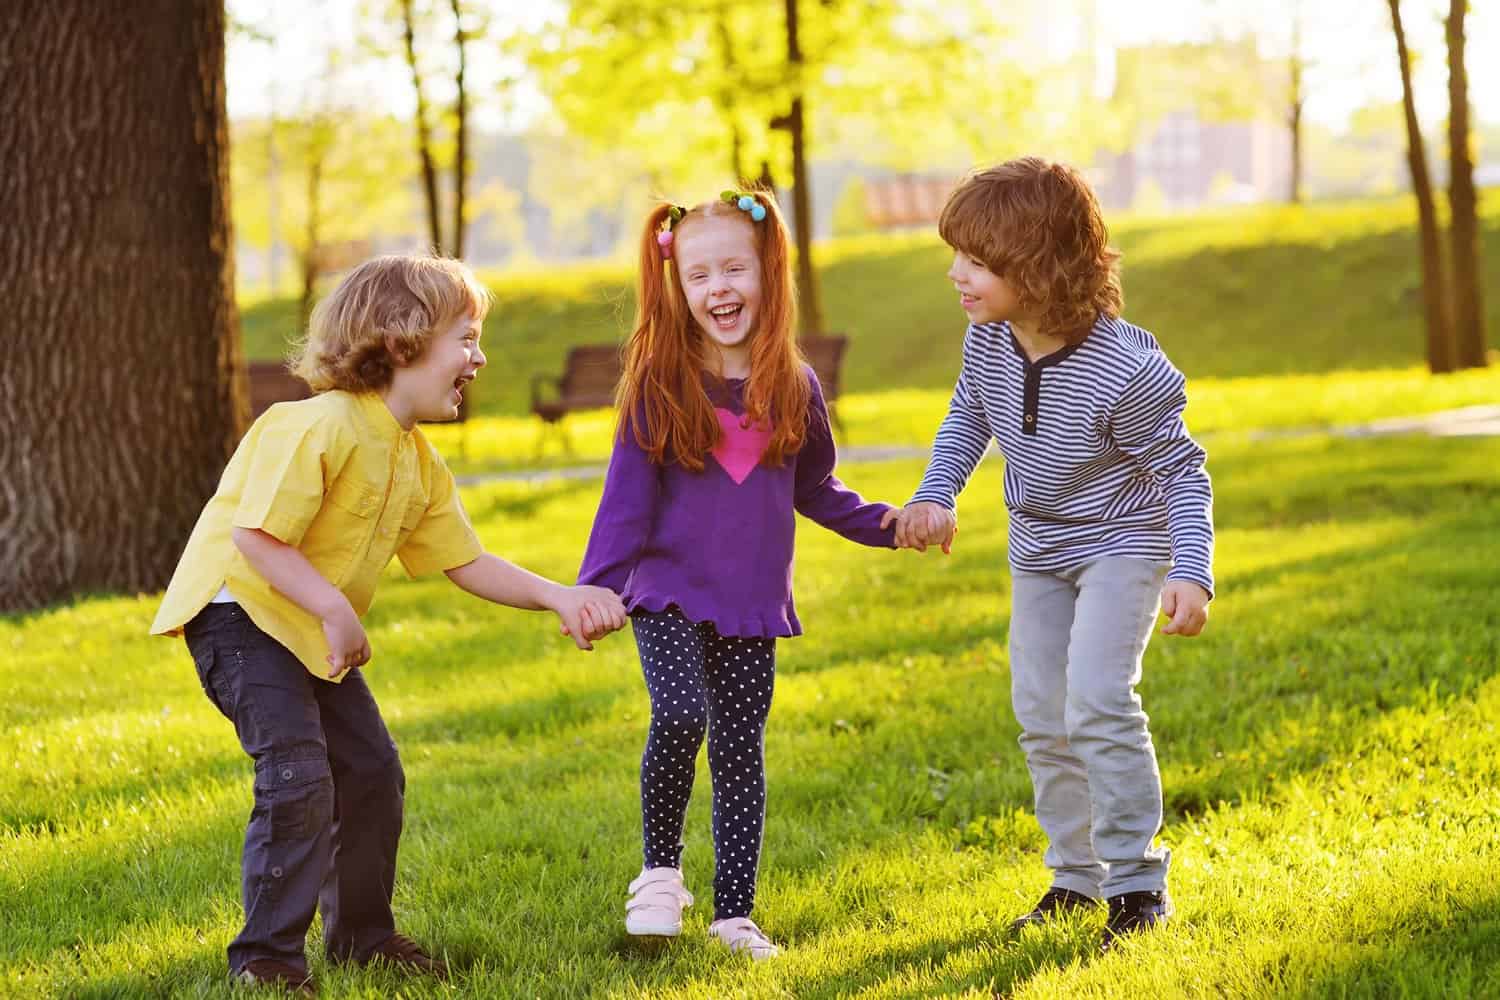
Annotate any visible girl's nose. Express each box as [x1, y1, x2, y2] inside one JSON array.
[[473, 344, 488, 368]]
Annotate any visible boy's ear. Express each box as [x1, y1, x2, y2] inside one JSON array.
[[385, 333, 411, 367]]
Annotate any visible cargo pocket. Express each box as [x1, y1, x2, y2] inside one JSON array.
[[189, 645, 236, 720], [264, 756, 335, 841]]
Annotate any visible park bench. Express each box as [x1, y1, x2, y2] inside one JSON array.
[[247, 361, 312, 417], [863, 175, 957, 229], [531, 334, 850, 453], [530, 344, 625, 453]]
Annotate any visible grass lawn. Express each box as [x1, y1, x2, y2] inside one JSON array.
[[4, 422, 1499, 997]]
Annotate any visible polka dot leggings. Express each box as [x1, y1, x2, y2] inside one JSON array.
[[632, 607, 776, 921]]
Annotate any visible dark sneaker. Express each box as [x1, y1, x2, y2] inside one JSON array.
[[1011, 887, 1101, 931], [235, 958, 316, 996], [359, 933, 449, 979], [1102, 890, 1171, 950]]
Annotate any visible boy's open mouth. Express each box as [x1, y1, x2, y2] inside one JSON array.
[[453, 373, 475, 400], [710, 303, 742, 329]]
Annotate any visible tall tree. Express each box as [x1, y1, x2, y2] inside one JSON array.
[[1286, 5, 1304, 204], [1445, 0, 1487, 369], [521, 0, 1028, 331], [1387, 0, 1454, 374], [0, 0, 243, 610], [448, 0, 471, 258], [234, 109, 414, 331], [400, 0, 445, 254], [384, 0, 477, 257], [780, 0, 822, 335]]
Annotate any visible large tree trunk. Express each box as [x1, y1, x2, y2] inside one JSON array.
[[782, 0, 824, 336], [401, 0, 445, 255], [448, 0, 469, 258], [1446, 0, 1487, 369], [1388, 0, 1454, 374], [0, 0, 244, 611]]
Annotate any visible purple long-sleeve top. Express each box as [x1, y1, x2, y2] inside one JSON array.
[[578, 367, 896, 637]]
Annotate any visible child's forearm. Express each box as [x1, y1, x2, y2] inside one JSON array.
[[231, 526, 351, 621], [445, 553, 565, 611]]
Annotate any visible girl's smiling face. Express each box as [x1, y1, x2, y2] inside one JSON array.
[[674, 214, 763, 369]]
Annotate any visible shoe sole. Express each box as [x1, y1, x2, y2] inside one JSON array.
[[626, 919, 683, 936]]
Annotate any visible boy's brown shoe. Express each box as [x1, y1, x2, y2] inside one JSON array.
[[359, 933, 449, 979], [235, 959, 316, 996]]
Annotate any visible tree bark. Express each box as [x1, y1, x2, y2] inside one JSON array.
[[401, 0, 445, 255], [782, 0, 824, 336], [1446, 0, 1487, 369], [1387, 0, 1454, 374], [0, 0, 244, 610], [448, 0, 469, 258]]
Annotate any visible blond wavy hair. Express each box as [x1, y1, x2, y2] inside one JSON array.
[[938, 157, 1122, 343], [290, 255, 491, 392]]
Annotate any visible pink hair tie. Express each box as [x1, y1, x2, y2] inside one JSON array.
[[657, 230, 674, 259]]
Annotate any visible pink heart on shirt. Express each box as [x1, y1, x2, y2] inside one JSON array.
[[712, 407, 771, 485]]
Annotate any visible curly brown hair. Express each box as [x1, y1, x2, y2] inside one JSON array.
[[938, 157, 1122, 343], [290, 255, 491, 392]]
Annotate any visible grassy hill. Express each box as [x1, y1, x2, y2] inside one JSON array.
[[241, 193, 1500, 420]]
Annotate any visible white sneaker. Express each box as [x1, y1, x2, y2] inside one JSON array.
[[708, 917, 780, 960], [625, 867, 693, 936]]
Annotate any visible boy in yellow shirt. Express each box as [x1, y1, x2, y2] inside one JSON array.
[[152, 255, 626, 995]]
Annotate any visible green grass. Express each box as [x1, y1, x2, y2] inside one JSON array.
[[242, 192, 1500, 422], [5, 423, 1499, 997]]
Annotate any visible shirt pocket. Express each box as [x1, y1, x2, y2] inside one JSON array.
[[321, 476, 384, 584], [396, 492, 429, 548]]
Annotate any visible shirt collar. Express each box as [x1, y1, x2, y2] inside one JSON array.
[[353, 390, 412, 443]]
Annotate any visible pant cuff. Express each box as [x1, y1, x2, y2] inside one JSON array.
[[1050, 874, 1104, 899], [1101, 876, 1169, 898]]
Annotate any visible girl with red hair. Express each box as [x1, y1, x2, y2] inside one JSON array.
[[578, 190, 899, 959]]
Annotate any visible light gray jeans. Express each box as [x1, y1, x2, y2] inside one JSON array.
[[1009, 556, 1170, 899]]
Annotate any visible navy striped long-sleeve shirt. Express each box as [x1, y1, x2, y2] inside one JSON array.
[[910, 315, 1215, 595]]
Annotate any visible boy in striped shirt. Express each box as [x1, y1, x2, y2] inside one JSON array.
[[886, 157, 1214, 949]]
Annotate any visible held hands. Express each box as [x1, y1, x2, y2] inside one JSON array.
[[1160, 581, 1211, 637], [322, 599, 371, 679], [880, 502, 958, 554], [554, 584, 628, 651]]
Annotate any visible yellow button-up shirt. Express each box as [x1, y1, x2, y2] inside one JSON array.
[[152, 390, 484, 680]]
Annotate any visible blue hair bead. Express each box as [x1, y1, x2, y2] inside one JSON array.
[[737, 195, 754, 211], [750, 203, 767, 221]]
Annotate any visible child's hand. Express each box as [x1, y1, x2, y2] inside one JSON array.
[[881, 502, 958, 554], [322, 601, 371, 678], [553, 584, 628, 651], [1160, 581, 1210, 637]]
